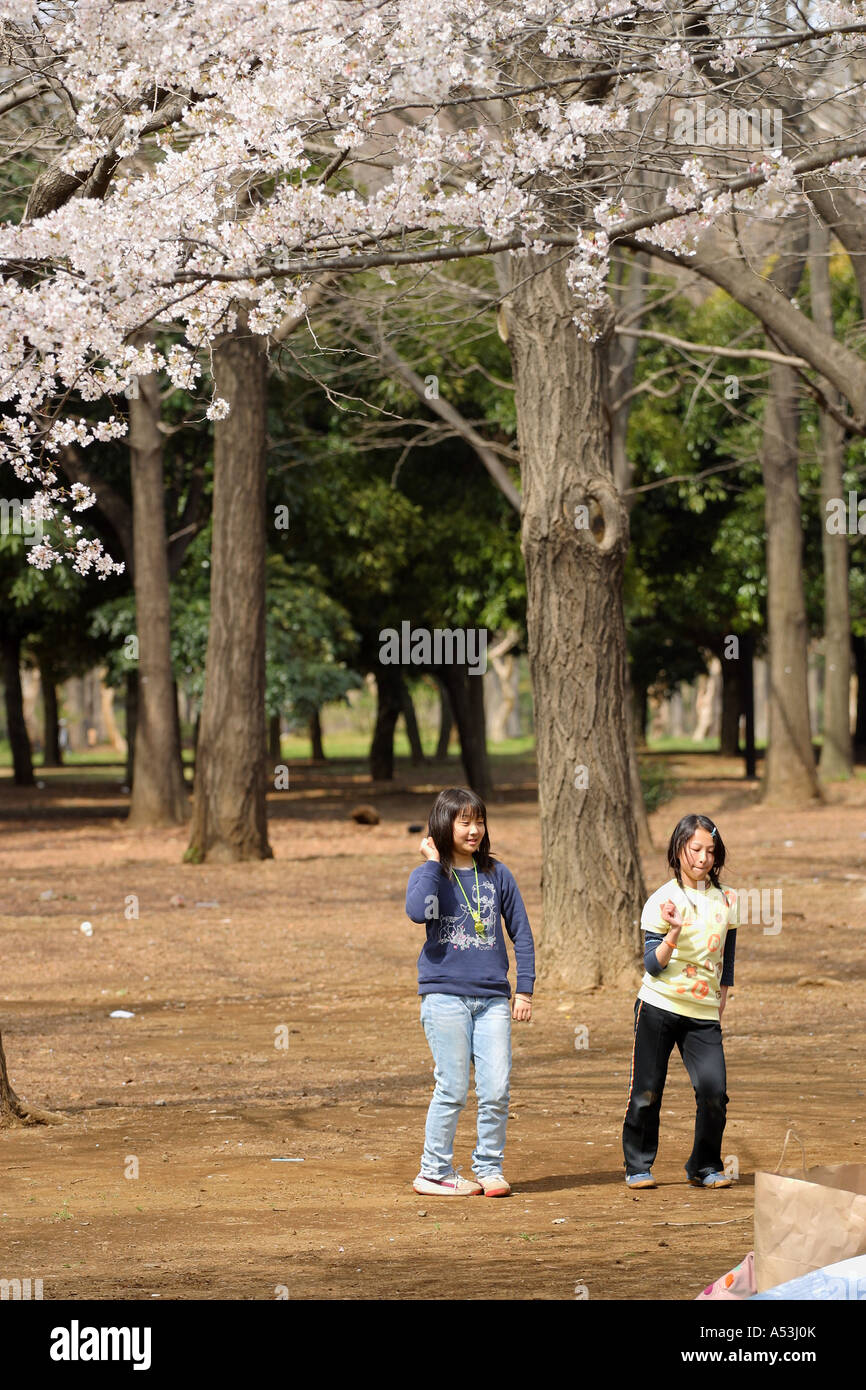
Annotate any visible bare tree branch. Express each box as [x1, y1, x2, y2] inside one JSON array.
[[375, 334, 521, 512], [614, 325, 810, 367]]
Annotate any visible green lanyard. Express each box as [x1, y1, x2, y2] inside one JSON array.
[[453, 858, 486, 936]]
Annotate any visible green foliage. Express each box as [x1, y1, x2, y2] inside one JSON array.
[[624, 276, 771, 698], [91, 527, 363, 721], [0, 525, 119, 679], [267, 265, 526, 666], [638, 758, 677, 814], [263, 554, 362, 722]]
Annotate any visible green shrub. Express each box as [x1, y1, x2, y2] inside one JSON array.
[[638, 759, 676, 814]]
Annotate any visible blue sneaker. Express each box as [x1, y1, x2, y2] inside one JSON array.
[[688, 1171, 732, 1188], [625, 1171, 656, 1188]]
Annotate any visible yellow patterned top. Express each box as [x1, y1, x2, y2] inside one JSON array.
[[638, 878, 738, 1020]]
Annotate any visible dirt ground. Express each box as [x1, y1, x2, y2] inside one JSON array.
[[0, 753, 863, 1300]]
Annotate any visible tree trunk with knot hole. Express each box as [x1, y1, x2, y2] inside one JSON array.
[[503, 249, 644, 989]]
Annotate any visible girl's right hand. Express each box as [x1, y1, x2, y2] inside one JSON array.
[[420, 834, 440, 862], [660, 899, 683, 937]]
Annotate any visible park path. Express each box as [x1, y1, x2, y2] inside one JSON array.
[[0, 755, 863, 1298]]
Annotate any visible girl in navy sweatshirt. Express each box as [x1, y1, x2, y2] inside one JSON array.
[[405, 786, 535, 1197]]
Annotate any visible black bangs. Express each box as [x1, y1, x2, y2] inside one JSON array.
[[427, 786, 496, 877], [667, 813, 726, 890]]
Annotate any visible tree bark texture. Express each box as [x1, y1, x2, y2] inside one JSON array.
[[608, 251, 648, 496], [608, 251, 653, 850], [504, 250, 644, 989], [760, 233, 821, 805], [810, 222, 853, 781], [186, 327, 272, 861], [128, 367, 189, 825]]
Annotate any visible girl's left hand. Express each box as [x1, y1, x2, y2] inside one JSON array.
[[512, 993, 532, 1022]]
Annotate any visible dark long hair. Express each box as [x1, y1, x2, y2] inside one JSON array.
[[427, 787, 496, 878], [667, 813, 726, 890]]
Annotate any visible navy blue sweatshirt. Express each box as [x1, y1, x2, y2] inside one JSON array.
[[406, 858, 535, 999]]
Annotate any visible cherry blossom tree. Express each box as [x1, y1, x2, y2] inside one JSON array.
[[3, 0, 866, 975]]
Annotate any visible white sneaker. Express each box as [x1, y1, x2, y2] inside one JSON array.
[[413, 1170, 482, 1196], [477, 1173, 511, 1197]]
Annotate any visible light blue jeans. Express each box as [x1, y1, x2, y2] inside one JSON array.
[[419, 992, 512, 1180]]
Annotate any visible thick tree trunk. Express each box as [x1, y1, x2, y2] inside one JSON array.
[[504, 250, 644, 988], [439, 665, 492, 800], [761, 364, 819, 802], [39, 659, 63, 766], [0, 1031, 63, 1127], [370, 665, 402, 781], [608, 255, 653, 850], [811, 223, 853, 781], [719, 655, 742, 757], [608, 250, 648, 496], [1, 633, 34, 786], [435, 677, 453, 759], [309, 709, 325, 762], [400, 677, 425, 764], [128, 367, 189, 825], [760, 234, 821, 805], [186, 327, 272, 862]]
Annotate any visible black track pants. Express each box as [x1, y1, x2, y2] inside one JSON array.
[[622, 997, 728, 1180]]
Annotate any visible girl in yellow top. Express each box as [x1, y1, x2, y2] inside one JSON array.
[[622, 813, 738, 1190]]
